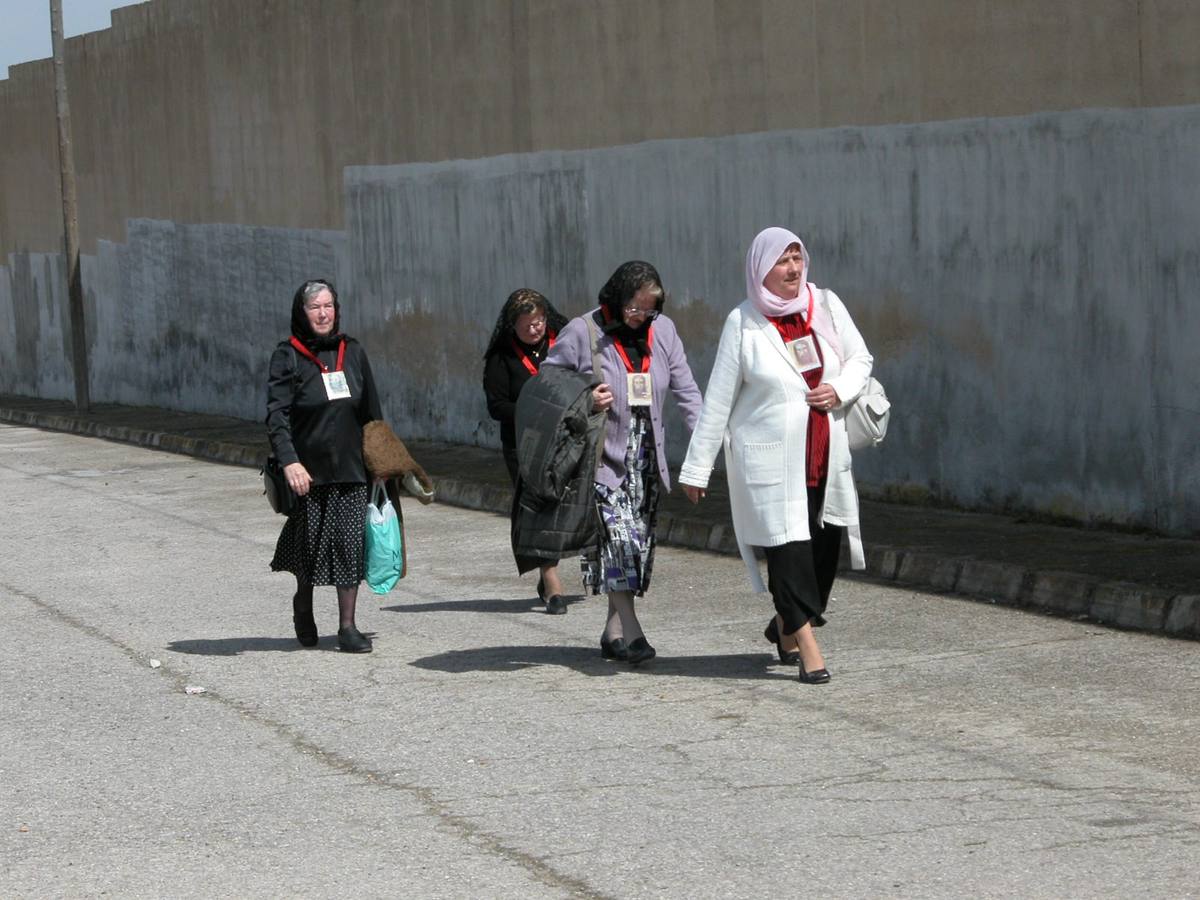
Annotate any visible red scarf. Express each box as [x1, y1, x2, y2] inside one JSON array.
[[766, 314, 829, 486]]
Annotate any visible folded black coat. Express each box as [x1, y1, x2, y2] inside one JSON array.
[[510, 365, 606, 573]]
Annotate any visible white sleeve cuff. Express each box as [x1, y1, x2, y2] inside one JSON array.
[[678, 463, 713, 489]]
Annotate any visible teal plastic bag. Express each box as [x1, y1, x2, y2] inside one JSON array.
[[364, 483, 403, 594]]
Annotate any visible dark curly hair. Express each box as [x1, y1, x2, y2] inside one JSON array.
[[596, 260, 665, 355], [482, 288, 569, 359]]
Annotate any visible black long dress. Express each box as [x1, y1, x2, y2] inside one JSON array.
[[265, 336, 382, 586]]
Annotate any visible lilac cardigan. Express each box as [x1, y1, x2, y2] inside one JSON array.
[[542, 308, 703, 491]]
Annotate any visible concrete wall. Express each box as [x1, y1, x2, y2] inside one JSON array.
[[3, 0, 1200, 258], [4, 106, 1198, 534], [1, 221, 345, 419]]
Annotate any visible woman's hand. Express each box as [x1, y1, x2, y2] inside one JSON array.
[[592, 383, 614, 412], [806, 383, 840, 412], [284, 462, 313, 496], [682, 484, 706, 504]]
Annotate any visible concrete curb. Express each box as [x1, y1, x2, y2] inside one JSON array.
[[0, 407, 263, 469], [4, 405, 1196, 641]]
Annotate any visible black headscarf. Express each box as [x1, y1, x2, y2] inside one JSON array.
[[290, 278, 345, 351], [482, 288, 570, 360], [596, 260, 665, 360]]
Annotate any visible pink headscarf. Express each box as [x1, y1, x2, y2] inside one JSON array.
[[745, 226, 841, 359]]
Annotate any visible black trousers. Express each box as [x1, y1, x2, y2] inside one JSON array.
[[763, 482, 843, 635]]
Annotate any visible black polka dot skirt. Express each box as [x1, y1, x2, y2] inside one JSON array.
[[270, 483, 368, 586]]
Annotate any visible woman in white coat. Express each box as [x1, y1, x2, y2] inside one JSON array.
[[679, 227, 873, 684]]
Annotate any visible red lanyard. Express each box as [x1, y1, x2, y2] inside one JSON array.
[[510, 333, 556, 377], [290, 336, 345, 373], [600, 309, 653, 373]]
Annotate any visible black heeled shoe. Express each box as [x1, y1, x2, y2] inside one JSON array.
[[292, 593, 318, 648], [625, 637, 656, 665], [545, 595, 567, 615], [600, 636, 629, 660], [763, 618, 800, 665], [797, 660, 831, 684], [337, 624, 373, 653]]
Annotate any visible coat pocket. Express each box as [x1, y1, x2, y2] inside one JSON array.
[[738, 441, 784, 486]]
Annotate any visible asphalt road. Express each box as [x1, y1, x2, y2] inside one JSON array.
[[3, 423, 1198, 899]]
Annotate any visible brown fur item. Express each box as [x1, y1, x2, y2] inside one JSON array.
[[362, 420, 435, 503]]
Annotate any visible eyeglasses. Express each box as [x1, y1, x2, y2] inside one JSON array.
[[519, 316, 547, 328], [622, 306, 659, 320]]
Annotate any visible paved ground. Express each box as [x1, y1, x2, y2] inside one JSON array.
[[2, 425, 1199, 898], [1, 394, 1197, 641]]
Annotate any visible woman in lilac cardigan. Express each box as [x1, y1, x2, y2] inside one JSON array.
[[542, 261, 702, 664]]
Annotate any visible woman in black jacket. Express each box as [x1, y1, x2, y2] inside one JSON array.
[[266, 279, 382, 653], [482, 288, 572, 613]]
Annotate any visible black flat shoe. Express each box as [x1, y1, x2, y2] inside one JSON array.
[[536, 575, 546, 601], [545, 595, 567, 615], [337, 624, 373, 653], [292, 594, 318, 647], [626, 637, 656, 665], [764, 618, 799, 665], [798, 661, 831, 684], [600, 636, 629, 660]]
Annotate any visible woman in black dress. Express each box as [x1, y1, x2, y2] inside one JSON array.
[[266, 279, 382, 653], [482, 288, 572, 613]]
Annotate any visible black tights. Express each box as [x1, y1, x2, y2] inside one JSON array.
[[295, 579, 361, 628], [763, 483, 843, 635]]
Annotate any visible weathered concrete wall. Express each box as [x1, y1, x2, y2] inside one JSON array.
[[0, 252, 75, 401], [3, 0, 1200, 258], [5, 106, 1197, 533], [1, 221, 346, 420], [345, 108, 1200, 534]]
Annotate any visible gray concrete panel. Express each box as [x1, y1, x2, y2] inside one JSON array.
[[10, 220, 347, 419], [345, 158, 590, 444], [340, 107, 1200, 533], [3, 251, 73, 400]]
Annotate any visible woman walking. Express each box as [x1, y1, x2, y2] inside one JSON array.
[[542, 261, 702, 663], [483, 288, 572, 612], [266, 279, 382, 653], [679, 228, 874, 683]]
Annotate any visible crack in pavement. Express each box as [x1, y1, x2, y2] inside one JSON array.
[[3, 579, 614, 900]]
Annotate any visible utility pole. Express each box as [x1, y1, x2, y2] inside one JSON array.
[[50, 0, 90, 411]]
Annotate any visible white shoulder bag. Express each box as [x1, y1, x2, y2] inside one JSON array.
[[820, 289, 890, 450], [846, 376, 890, 450]]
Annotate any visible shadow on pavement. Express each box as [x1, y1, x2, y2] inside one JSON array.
[[409, 644, 795, 680], [166, 634, 372, 655], [381, 595, 591, 615], [380, 596, 545, 615]]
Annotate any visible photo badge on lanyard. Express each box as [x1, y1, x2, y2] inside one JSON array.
[[290, 336, 351, 402], [322, 370, 351, 400], [786, 285, 822, 374], [611, 322, 654, 408], [788, 335, 822, 373], [627, 372, 652, 407]]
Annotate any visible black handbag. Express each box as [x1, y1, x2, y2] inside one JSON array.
[[262, 456, 297, 516]]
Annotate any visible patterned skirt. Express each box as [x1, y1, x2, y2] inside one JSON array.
[[582, 410, 660, 596], [270, 483, 367, 586]]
